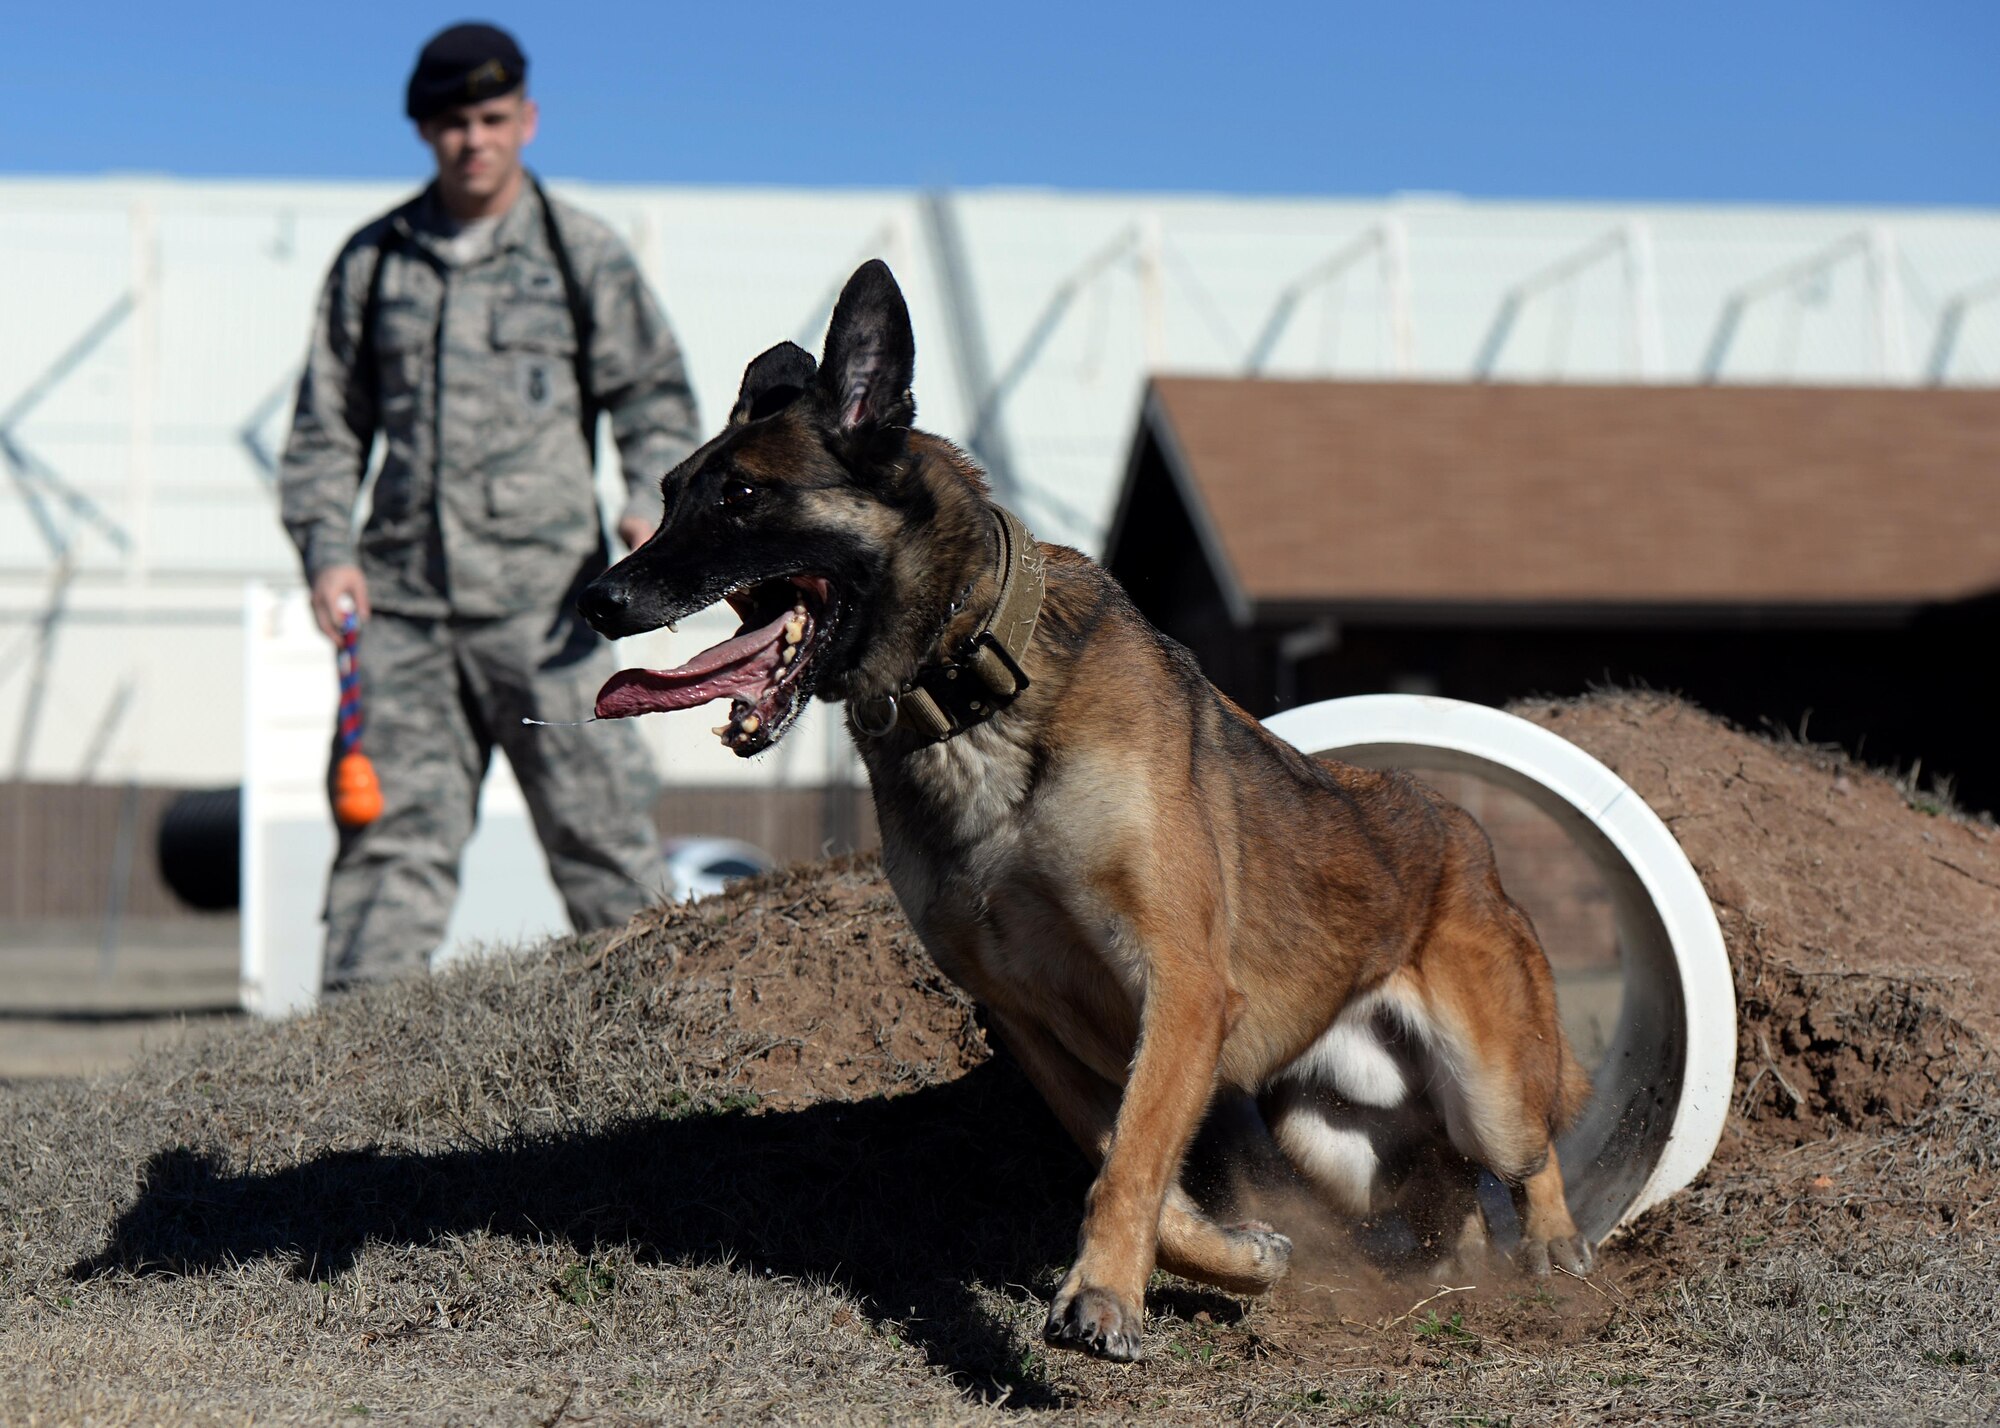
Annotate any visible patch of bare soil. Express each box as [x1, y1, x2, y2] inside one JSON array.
[[602, 854, 989, 1109], [3, 693, 1995, 1425], [1523, 693, 2000, 1126]]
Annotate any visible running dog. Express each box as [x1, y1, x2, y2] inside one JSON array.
[[578, 260, 1594, 1362]]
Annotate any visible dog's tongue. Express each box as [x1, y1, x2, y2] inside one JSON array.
[[595, 605, 791, 719]]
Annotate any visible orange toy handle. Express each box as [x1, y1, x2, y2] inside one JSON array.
[[333, 601, 382, 827], [333, 749, 384, 828]]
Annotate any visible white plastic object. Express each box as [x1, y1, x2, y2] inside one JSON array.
[[1264, 695, 1734, 1241]]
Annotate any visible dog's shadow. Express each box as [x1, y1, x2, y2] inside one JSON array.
[[72, 1057, 1237, 1407]]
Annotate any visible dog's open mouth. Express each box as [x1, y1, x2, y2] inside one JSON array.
[[594, 575, 836, 755]]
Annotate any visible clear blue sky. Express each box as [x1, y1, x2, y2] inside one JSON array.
[[3, 1, 1996, 205]]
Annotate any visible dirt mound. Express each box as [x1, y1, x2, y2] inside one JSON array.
[[599, 854, 988, 1110], [1518, 692, 2000, 1134], [628, 691, 2000, 1144]]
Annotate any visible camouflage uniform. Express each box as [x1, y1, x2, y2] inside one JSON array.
[[279, 180, 697, 986]]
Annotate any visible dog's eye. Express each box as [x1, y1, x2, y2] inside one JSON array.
[[720, 481, 757, 509]]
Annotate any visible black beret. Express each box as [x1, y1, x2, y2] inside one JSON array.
[[405, 23, 527, 121]]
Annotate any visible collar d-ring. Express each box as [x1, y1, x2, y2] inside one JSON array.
[[851, 691, 900, 739]]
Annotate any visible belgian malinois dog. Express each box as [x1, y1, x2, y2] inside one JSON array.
[[579, 261, 1594, 1362]]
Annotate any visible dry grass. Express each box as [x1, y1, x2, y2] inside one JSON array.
[[5, 698, 1999, 1424], [5, 914, 1992, 1425]]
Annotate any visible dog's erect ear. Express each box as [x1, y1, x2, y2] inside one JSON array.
[[729, 341, 818, 427], [819, 260, 915, 446]]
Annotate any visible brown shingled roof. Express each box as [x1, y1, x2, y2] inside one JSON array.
[[1132, 378, 2000, 616]]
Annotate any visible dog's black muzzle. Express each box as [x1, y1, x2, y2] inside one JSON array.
[[577, 571, 630, 638], [578, 566, 661, 641]]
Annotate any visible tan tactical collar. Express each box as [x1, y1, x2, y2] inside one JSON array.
[[851, 505, 1046, 744]]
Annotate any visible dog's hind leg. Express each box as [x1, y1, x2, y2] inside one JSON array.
[[1508, 1146, 1591, 1276], [990, 1014, 1293, 1300], [1394, 1140, 1490, 1283], [1400, 889, 1595, 1278]]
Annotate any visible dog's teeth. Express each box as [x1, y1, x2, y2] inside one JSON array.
[[740, 713, 761, 735], [668, 620, 679, 633], [783, 614, 805, 645], [780, 645, 797, 666], [712, 724, 730, 736]]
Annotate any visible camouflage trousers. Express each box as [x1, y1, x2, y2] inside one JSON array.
[[322, 605, 665, 988]]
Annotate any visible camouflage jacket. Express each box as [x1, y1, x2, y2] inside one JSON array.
[[278, 180, 699, 618]]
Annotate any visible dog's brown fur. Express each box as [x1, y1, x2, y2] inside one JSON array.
[[583, 262, 1594, 1362]]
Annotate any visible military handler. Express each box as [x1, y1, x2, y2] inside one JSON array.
[[279, 22, 697, 987]]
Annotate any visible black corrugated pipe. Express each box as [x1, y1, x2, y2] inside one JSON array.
[[156, 786, 241, 912]]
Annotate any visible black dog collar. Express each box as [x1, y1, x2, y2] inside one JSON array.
[[852, 505, 1046, 744]]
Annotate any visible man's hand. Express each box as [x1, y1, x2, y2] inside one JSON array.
[[616, 514, 656, 552], [310, 565, 371, 642]]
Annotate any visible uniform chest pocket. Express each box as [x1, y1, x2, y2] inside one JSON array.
[[492, 300, 580, 420], [490, 300, 578, 356]]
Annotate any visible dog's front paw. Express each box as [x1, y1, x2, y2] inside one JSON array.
[[1045, 1284, 1144, 1362], [1517, 1233, 1594, 1278], [1221, 1221, 1294, 1292]]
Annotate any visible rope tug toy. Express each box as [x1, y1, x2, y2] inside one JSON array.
[[332, 599, 384, 828]]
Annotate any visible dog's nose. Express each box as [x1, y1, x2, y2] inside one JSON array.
[[577, 577, 631, 636]]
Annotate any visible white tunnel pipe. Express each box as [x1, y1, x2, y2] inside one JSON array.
[[1264, 695, 1736, 1238]]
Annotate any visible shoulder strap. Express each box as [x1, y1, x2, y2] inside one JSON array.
[[353, 197, 421, 481], [357, 203, 415, 389], [530, 176, 599, 462]]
